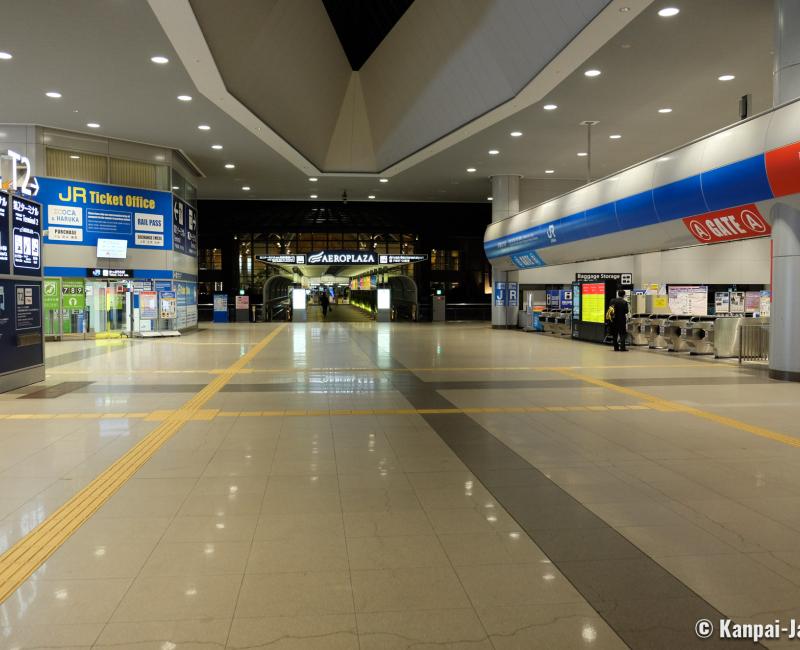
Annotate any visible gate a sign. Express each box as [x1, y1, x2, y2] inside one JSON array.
[[683, 204, 770, 243]]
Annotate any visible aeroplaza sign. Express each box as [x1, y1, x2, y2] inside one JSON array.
[[257, 251, 424, 266], [683, 204, 770, 243], [307, 250, 377, 265]]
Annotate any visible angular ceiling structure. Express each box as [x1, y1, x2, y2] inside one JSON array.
[[178, 0, 614, 172], [0, 0, 774, 203], [322, 0, 414, 71]]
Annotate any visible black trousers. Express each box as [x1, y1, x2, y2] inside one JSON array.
[[610, 323, 627, 350]]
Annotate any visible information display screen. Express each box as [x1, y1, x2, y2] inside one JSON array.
[[97, 238, 128, 259], [572, 283, 581, 320], [581, 282, 606, 323]]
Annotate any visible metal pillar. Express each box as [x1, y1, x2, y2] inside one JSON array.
[[770, 0, 800, 379], [490, 175, 520, 328]]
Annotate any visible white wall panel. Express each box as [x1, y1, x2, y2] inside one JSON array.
[[516, 238, 770, 286]]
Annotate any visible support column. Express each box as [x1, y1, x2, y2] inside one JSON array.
[[490, 175, 520, 328], [769, 205, 800, 380], [773, 0, 800, 106], [770, 0, 800, 379]]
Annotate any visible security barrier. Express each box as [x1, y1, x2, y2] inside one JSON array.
[[739, 322, 769, 363]]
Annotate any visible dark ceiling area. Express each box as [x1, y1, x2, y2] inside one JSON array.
[[197, 200, 490, 235], [322, 0, 414, 70]]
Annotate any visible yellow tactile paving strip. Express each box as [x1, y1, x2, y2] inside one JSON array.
[[0, 324, 287, 606], [553, 368, 800, 449], [0, 403, 670, 421]]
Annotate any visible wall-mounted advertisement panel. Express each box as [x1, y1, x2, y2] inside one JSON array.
[[11, 195, 42, 276], [139, 291, 158, 320], [38, 178, 171, 251], [745, 291, 761, 314], [160, 291, 177, 320], [0, 192, 8, 275], [175, 281, 198, 329], [668, 285, 708, 315], [730, 291, 745, 314]]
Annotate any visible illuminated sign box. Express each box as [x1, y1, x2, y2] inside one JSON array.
[[377, 289, 391, 310], [292, 288, 306, 310]]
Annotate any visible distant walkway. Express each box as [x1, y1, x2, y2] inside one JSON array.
[[306, 302, 372, 322]]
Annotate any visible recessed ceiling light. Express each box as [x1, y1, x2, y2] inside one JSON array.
[[308, 177, 318, 182], [658, 107, 672, 113], [379, 178, 388, 183], [619, 6, 630, 11], [487, 197, 493, 201], [177, 95, 192, 101], [45, 91, 62, 98], [242, 186, 250, 191], [197, 124, 210, 130], [0, 52, 12, 60], [172, 185, 179, 190], [577, 152, 588, 157], [466, 167, 476, 173], [488, 149, 499, 155], [584, 69, 601, 77], [69, 155, 80, 160], [718, 74, 735, 81], [86, 122, 100, 128], [609, 134, 622, 139], [310, 194, 318, 199], [543, 104, 558, 111], [657, 7, 680, 17], [150, 56, 169, 64], [510, 131, 523, 137], [545, 169, 555, 174], [368, 195, 376, 199], [224, 163, 235, 169], [211, 144, 223, 150]]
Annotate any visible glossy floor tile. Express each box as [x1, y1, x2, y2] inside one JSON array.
[[1, 321, 799, 649]]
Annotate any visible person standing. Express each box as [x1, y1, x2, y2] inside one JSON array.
[[607, 289, 630, 351], [319, 290, 330, 318]]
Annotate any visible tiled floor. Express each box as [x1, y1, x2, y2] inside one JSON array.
[[0, 315, 798, 648]]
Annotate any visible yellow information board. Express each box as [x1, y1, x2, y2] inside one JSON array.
[[581, 282, 606, 323]]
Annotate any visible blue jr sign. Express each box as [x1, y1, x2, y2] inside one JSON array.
[[494, 281, 506, 307]]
